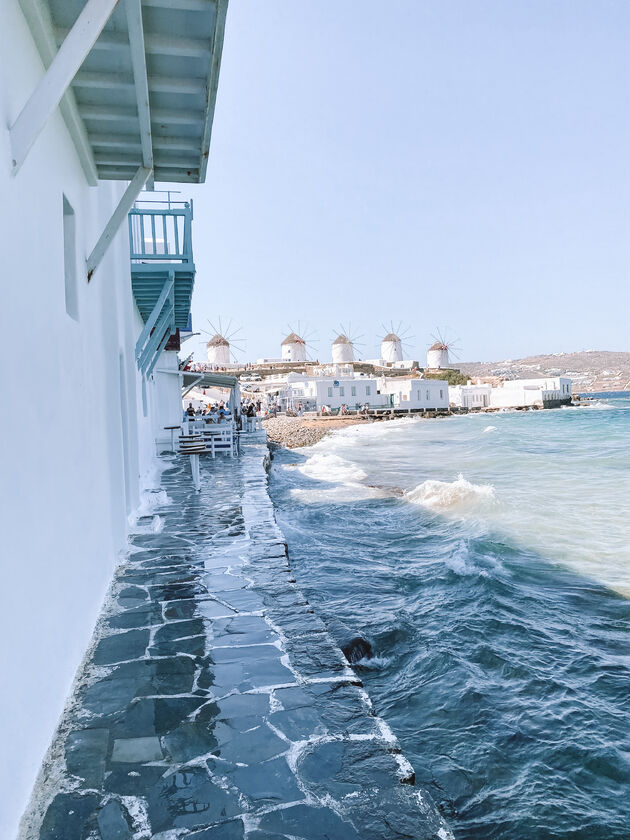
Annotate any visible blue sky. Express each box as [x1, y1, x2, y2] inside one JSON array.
[[172, 0, 630, 364]]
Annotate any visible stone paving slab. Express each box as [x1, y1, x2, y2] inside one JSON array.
[[25, 435, 452, 840]]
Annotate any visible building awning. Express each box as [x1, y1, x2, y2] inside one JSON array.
[[184, 371, 239, 390], [16, 0, 228, 185]]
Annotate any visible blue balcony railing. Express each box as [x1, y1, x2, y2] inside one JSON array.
[[128, 200, 193, 263], [129, 198, 196, 378]]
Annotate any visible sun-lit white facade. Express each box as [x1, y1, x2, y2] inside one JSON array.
[[0, 0, 226, 834]]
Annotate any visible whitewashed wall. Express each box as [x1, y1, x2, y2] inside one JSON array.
[[380, 378, 449, 410], [489, 377, 572, 408], [0, 3, 174, 835], [449, 384, 493, 408]]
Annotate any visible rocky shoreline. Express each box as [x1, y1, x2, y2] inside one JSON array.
[[262, 415, 375, 449]]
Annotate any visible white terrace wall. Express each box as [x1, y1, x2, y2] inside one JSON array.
[[0, 2, 167, 835]]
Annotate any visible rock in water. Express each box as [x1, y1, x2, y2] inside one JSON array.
[[327, 619, 373, 664]]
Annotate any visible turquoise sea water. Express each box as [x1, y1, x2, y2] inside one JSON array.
[[269, 394, 630, 839]]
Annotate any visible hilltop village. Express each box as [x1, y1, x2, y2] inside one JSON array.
[[184, 329, 574, 427]]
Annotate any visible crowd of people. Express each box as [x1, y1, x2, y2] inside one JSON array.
[[183, 397, 265, 430]]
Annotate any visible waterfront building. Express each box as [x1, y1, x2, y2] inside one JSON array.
[[449, 382, 493, 409], [277, 373, 388, 412], [275, 372, 450, 413], [0, 0, 227, 834], [378, 377, 450, 411], [489, 377, 572, 409]]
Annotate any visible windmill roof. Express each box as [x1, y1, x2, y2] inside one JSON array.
[[383, 333, 401, 342], [333, 334, 351, 345], [207, 334, 229, 347], [429, 341, 448, 351], [282, 332, 305, 345]]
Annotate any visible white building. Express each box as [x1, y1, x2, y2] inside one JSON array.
[[276, 373, 449, 413], [281, 331, 307, 362], [206, 333, 231, 366], [427, 341, 450, 369], [278, 373, 388, 412], [0, 1, 227, 835], [331, 333, 354, 364], [381, 332, 403, 363], [379, 377, 450, 411], [489, 377, 572, 409], [449, 383, 493, 409]]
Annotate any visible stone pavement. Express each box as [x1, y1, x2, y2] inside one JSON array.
[[26, 435, 452, 840]]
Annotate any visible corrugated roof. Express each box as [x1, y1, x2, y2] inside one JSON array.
[[30, 0, 228, 183]]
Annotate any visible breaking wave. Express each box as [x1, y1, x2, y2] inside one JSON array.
[[298, 452, 368, 483], [483, 425, 498, 433], [445, 540, 490, 577], [405, 474, 496, 513]]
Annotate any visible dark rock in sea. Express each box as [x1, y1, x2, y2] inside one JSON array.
[[327, 619, 373, 663]]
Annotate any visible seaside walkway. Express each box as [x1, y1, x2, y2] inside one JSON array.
[[25, 436, 451, 840]]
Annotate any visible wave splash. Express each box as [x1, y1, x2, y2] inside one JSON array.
[[445, 540, 490, 577], [405, 473, 496, 513], [299, 452, 368, 483]]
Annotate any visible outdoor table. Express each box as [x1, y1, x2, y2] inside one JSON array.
[[164, 425, 180, 452]]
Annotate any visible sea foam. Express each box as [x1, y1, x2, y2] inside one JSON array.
[[299, 452, 368, 483], [405, 473, 496, 513]]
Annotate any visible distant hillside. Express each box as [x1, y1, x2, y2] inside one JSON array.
[[458, 351, 630, 393]]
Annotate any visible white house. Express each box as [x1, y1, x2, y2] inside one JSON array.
[[278, 373, 389, 412], [489, 377, 572, 409], [0, 0, 227, 835], [449, 383, 493, 409], [277, 373, 450, 413], [379, 377, 450, 411]]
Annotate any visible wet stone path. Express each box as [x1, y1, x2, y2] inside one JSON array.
[[30, 436, 452, 840]]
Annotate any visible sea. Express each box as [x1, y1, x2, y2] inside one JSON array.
[[269, 393, 630, 840]]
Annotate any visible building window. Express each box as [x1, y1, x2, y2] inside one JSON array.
[[351, 386, 356, 396], [440, 389, 443, 399], [366, 386, 371, 396], [327, 387, 333, 398], [340, 386, 345, 396], [426, 390, 430, 400], [63, 195, 78, 320]]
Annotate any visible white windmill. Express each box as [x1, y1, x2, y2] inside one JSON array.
[[281, 323, 318, 363], [201, 318, 245, 367], [379, 322, 413, 364], [426, 329, 461, 370], [331, 324, 363, 364]]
